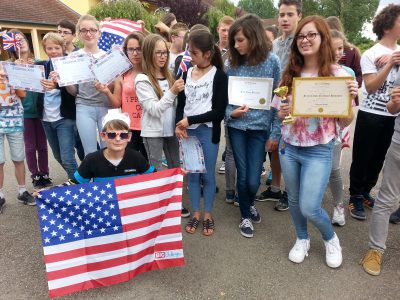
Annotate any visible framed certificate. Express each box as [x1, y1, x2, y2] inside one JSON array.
[[52, 54, 95, 86], [292, 77, 353, 118], [1, 62, 45, 93], [90, 47, 133, 85], [228, 76, 273, 110]]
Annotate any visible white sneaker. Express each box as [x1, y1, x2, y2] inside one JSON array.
[[324, 233, 342, 268], [332, 204, 345, 226], [288, 238, 310, 263]]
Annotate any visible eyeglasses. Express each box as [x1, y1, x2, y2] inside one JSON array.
[[126, 47, 141, 54], [154, 51, 169, 57], [296, 32, 320, 42], [57, 30, 73, 35], [79, 28, 98, 35], [102, 131, 130, 140]]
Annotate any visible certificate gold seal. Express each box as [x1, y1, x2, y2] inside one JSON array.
[[259, 98, 266, 105], [318, 108, 324, 113]]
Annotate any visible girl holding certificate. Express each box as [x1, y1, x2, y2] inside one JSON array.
[[135, 34, 184, 171], [63, 15, 110, 156], [225, 15, 281, 238], [175, 29, 228, 236], [8, 30, 51, 188], [95, 32, 148, 160], [273, 16, 358, 268]]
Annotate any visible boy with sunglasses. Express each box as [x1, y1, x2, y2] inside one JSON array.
[[72, 111, 154, 184]]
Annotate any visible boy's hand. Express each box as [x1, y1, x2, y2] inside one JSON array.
[[176, 117, 189, 129], [41, 79, 56, 91], [266, 139, 278, 152], [49, 71, 59, 84]]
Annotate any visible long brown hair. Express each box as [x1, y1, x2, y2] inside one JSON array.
[[280, 15, 336, 89], [141, 34, 175, 99], [228, 14, 272, 68]]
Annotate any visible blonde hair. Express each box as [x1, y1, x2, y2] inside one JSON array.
[[76, 14, 100, 33], [141, 34, 175, 98], [42, 32, 65, 51]]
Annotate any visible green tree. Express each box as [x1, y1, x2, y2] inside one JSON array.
[[88, 0, 157, 32], [237, 0, 277, 19], [302, 0, 380, 42], [204, 0, 236, 39]]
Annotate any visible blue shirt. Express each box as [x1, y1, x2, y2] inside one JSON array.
[[225, 53, 281, 140]]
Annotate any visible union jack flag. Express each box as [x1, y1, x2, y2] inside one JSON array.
[[36, 168, 184, 298], [176, 47, 192, 77], [98, 19, 142, 52], [1, 32, 22, 52]]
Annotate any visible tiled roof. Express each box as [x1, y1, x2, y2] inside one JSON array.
[[0, 0, 80, 26]]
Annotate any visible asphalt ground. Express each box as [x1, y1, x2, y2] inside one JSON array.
[[0, 109, 399, 300]]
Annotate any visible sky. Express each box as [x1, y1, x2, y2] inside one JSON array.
[[229, 0, 400, 39]]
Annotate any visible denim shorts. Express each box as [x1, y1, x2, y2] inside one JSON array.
[[0, 131, 25, 163]]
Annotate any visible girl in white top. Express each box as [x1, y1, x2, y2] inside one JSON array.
[[135, 34, 184, 171]]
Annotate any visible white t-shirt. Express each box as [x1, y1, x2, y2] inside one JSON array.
[[159, 79, 175, 137], [360, 43, 400, 116], [168, 52, 179, 74], [184, 66, 216, 129]]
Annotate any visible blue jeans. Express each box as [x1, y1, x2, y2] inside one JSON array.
[[76, 104, 108, 156], [228, 127, 268, 219], [187, 125, 219, 213], [279, 141, 334, 241], [42, 118, 78, 179]]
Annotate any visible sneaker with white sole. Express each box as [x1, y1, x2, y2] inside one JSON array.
[[288, 238, 310, 263], [332, 204, 345, 226], [17, 191, 36, 206], [249, 205, 261, 223], [324, 233, 342, 268], [239, 218, 254, 238]]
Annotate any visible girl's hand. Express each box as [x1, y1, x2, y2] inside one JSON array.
[[391, 86, 400, 104], [49, 71, 59, 84], [278, 103, 290, 120], [389, 51, 400, 67], [94, 80, 111, 94], [26, 58, 35, 65], [230, 104, 249, 118], [14, 59, 24, 65], [40, 79, 56, 91], [347, 80, 358, 99], [176, 117, 189, 129], [171, 77, 185, 95], [175, 126, 187, 139], [266, 139, 278, 152]]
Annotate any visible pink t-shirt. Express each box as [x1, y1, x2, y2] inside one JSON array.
[[271, 65, 351, 147], [121, 72, 142, 131]]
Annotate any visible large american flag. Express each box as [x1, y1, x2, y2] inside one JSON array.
[[1, 32, 22, 51], [98, 19, 142, 51], [36, 168, 185, 298]]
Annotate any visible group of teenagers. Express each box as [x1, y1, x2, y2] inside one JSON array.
[[0, 0, 399, 277]]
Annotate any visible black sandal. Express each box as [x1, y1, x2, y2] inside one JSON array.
[[202, 218, 215, 236], [185, 217, 199, 234]]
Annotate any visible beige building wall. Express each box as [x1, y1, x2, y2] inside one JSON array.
[[60, 0, 100, 15]]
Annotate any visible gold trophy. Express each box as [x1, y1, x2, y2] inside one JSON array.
[[274, 86, 294, 125]]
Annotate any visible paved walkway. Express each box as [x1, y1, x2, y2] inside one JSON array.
[[0, 116, 399, 299]]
